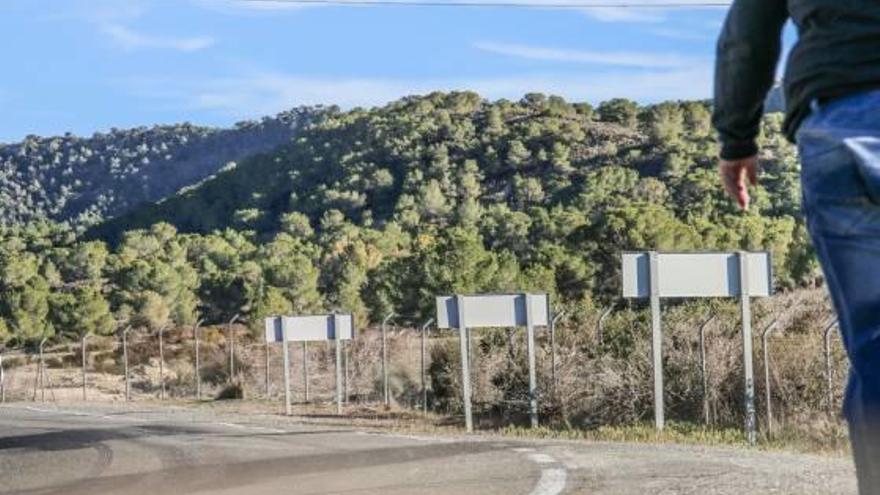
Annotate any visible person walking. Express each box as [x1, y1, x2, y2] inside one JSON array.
[[714, 1, 880, 492]]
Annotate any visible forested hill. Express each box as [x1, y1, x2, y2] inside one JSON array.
[[0, 108, 318, 229], [92, 91, 811, 288], [0, 91, 817, 344]]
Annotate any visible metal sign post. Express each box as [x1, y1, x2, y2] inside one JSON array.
[[525, 294, 539, 428], [738, 252, 756, 446], [334, 315, 344, 415], [437, 293, 550, 433], [265, 317, 291, 415], [622, 251, 772, 444], [649, 252, 663, 430], [455, 295, 473, 432], [266, 314, 355, 416]]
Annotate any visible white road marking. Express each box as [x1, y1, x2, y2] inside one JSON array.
[[530, 468, 568, 495], [513, 447, 568, 495]]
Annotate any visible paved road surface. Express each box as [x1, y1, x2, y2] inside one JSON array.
[[0, 404, 857, 494]]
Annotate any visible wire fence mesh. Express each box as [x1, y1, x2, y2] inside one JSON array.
[[0, 299, 852, 442]]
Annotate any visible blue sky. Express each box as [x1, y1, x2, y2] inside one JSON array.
[[0, 0, 752, 142]]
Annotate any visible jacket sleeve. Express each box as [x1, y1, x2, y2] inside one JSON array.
[[712, 0, 788, 160]]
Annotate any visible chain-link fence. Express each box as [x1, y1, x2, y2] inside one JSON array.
[[0, 291, 852, 445]]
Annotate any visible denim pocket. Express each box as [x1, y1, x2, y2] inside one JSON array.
[[844, 137, 880, 206], [801, 138, 880, 237]]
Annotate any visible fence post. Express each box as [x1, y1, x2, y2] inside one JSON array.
[[0, 347, 5, 404], [343, 341, 349, 405], [760, 318, 780, 436], [698, 315, 715, 426], [264, 325, 271, 398], [420, 318, 434, 414], [122, 326, 132, 402], [302, 342, 310, 403], [550, 309, 566, 397], [824, 319, 838, 416], [158, 324, 166, 400], [193, 319, 204, 400], [282, 337, 291, 416], [597, 306, 613, 346], [81, 333, 89, 401], [227, 314, 240, 382], [39, 337, 47, 402], [381, 312, 395, 406]]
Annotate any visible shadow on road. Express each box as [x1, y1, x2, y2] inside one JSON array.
[[0, 424, 356, 452], [6, 437, 512, 495]]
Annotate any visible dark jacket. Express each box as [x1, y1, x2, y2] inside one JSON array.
[[713, 0, 880, 160]]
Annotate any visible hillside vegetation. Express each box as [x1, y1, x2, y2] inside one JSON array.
[[0, 92, 840, 435], [0, 91, 817, 346], [0, 108, 315, 229]]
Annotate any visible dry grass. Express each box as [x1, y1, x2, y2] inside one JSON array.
[[0, 289, 852, 454]]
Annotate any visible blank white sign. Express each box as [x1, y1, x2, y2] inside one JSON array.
[[436, 294, 549, 329], [264, 314, 355, 343], [621, 252, 772, 299]]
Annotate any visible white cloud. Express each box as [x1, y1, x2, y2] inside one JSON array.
[[581, 1, 729, 23], [192, 0, 313, 13], [475, 41, 701, 69], [102, 24, 216, 52], [121, 65, 713, 120], [583, 7, 664, 23]]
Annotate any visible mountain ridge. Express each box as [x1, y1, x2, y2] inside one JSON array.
[[0, 107, 323, 229]]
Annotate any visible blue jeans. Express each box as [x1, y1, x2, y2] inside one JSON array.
[[798, 90, 880, 493]]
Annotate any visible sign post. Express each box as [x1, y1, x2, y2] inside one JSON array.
[[622, 251, 772, 444], [649, 252, 663, 430], [437, 293, 550, 433], [334, 314, 344, 415], [455, 295, 473, 432], [266, 314, 355, 416], [738, 252, 757, 445], [525, 295, 540, 428]]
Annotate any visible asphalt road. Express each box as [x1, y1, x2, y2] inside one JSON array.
[[0, 404, 858, 495]]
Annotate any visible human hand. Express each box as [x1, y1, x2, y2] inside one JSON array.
[[719, 156, 758, 210]]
